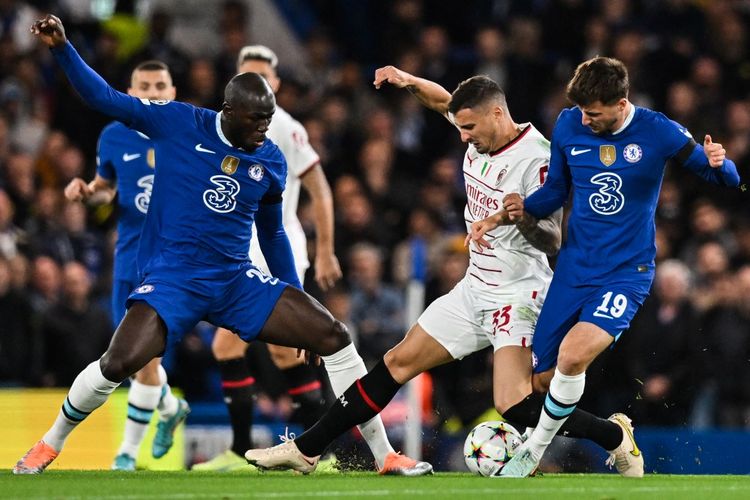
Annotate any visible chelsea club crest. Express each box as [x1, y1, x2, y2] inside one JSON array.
[[248, 164, 264, 181], [623, 143, 642, 163]]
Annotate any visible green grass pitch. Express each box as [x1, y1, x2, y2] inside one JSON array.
[[3, 471, 750, 499]]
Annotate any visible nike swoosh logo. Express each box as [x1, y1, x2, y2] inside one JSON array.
[[302, 456, 316, 466], [616, 416, 642, 457], [571, 147, 591, 156], [195, 143, 216, 154], [122, 153, 141, 162]]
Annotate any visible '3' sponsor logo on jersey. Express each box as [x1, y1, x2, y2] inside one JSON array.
[[134, 175, 154, 214], [203, 175, 240, 213], [589, 172, 625, 215]]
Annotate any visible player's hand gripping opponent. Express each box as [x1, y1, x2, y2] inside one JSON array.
[[30, 14, 67, 48], [465, 193, 527, 249], [703, 135, 726, 168]]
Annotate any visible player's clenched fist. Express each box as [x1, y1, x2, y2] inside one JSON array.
[[703, 135, 726, 169], [502, 193, 525, 221], [30, 14, 67, 47], [373, 66, 412, 89], [64, 177, 93, 202]]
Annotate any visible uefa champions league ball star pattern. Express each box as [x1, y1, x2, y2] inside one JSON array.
[[464, 421, 524, 477]]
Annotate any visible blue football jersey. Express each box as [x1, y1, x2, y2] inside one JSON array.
[[52, 42, 288, 280], [96, 122, 155, 281], [130, 103, 287, 278], [525, 105, 739, 286]]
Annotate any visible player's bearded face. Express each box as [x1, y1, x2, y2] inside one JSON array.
[[579, 100, 625, 135]]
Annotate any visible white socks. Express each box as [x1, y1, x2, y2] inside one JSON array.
[[156, 364, 179, 420], [321, 343, 395, 467], [43, 360, 121, 452], [527, 368, 586, 460], [117, 379, 161, 458]]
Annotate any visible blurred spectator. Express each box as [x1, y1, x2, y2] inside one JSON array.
[[701, 266, 750, 427], [0, 255, 37, 385], [3, 150, 36, 226], [28, 255, 60, 315], [347, 243, 405, 367], [0, 188, 25, 258], [39, 261, 110, 386], [627, 260, 701, 426]]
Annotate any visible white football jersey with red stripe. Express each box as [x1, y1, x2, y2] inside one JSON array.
[[250, 106, 320, 278], [462, 123, 553, 297]]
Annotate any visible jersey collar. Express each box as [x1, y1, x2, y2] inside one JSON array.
[[215, 111, 233, 147], [611, 102, 636, 135]]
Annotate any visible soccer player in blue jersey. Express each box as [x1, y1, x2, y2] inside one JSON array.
[[468, 56, 741, 477], [14, 14, 428, 475], [63, 60, 189, 471]]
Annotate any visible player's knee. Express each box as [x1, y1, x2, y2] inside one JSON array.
[[316, 319, 351, 356], [532, 373, 550, 393], [383, 347, 418, 384], [99, 352, 134, 383], [212, 328, 246, 360], [556, 349, 587, 374]]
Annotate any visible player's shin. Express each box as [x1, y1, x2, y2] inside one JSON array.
[[43, 360, 121, 452], [296, 359, 401, 462], [219, 357, 256, 455], [282, 363, 326, 429], [525, 368, 586, 459], [118, 379, 161, 459], [156, 364, 180, 418], [503, 392, 622, 451]]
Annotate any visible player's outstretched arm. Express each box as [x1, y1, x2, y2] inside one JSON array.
[[373, 65, 452, 116], [64, 175, 116, 206], [31, 14, 147, 130], [301, 164, 342, 291]]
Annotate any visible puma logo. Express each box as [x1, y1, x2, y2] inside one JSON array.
[[338, 395, 348, 407]]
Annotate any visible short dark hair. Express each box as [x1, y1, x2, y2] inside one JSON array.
[[133, 60, 170, 73], [448, 76, 506, 115], [566, 57, 629, 106]]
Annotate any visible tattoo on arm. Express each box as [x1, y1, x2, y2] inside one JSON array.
[[514, 210, 563, 256], [405, 84, 420, 96]]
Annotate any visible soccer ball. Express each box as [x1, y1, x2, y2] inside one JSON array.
[[463, 421, 524, 477]]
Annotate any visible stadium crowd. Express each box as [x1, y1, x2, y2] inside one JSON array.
[[1, 0, 749, 463]]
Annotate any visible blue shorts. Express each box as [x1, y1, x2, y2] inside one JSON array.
[[126, 263, 287, 351], [112, 276, 140, 328], [532, 277, 650, 374]]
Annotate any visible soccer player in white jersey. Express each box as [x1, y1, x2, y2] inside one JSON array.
[[245, 67, 631, 475], [195, 46, 431, 476]]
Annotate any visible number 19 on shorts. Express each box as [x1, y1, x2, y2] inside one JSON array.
[[593, 291, 628, 320]]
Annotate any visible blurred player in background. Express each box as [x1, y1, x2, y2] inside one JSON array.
[[468, 56, 741, 477], [245, 66, 632, 476], [63, 60, 189, 471], [194, 45, 342, 472]]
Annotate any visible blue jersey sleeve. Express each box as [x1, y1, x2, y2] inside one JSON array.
[[96, 128, 116, 181], [664, 117, 741, 187], [524, 118, 571, 219], [50, 42, 176, 139], [255, 198, 303, 289]]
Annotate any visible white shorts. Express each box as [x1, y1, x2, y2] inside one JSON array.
[[249, 221, 309, 284], [417, 276, 545, 360]]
